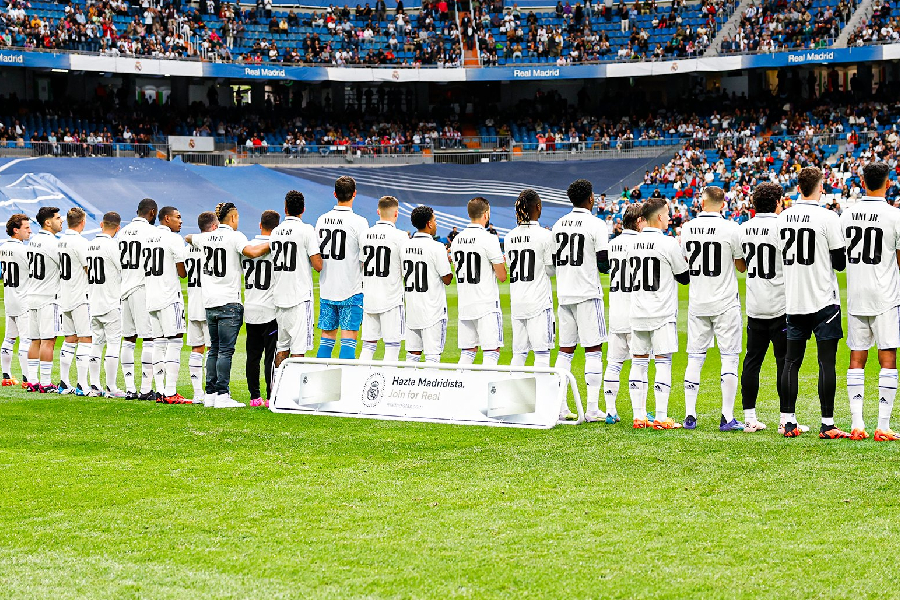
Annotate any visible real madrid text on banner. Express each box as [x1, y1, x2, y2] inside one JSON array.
[[270, 359, 584, 429]]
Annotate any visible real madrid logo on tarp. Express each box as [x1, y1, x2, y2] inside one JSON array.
[[362, 372, 385, 407]]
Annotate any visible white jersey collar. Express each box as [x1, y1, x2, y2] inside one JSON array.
[[217, 224, 235, 232], [95, 233, 111, 239], [284, 216, 303, 222], [520, 221, 540, 226], [376, 220, 396, 227], [642, 227, 663, 234], [5, 238, 23, 244], [621, 229, 638, 235], [333, 205, 353, 212], [254, 234, 270, 241], [861, 195, 887, 202], [157, 224, 172, 231], [571, 207, 591, 215], [697, 211, 723, 218], [64, 229, 82, 236], [37, 229, 55, 236], [795, 199, 819, 205], [466, 223, 486, 230], [132, 217, 149, 224], [413, 232, 432, 238]]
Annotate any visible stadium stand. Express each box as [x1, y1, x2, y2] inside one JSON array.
[[721, 0, 855, 53]]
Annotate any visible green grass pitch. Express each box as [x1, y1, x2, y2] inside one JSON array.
[[1, 272, 899, 599]]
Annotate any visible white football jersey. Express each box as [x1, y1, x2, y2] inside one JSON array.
[[26, 229, 61, 310], [741, 214, 786, 320], [840, 196, 900, 316], [315, 205, 369, 302], [551, 207, 610, 305], [450, 224, 504, 320], [504, 221, 554, 319], [117, 216, 155, 299], [360, 220, 408, 314], [681, 212, 743, 316], [242, 234, 275, 324], [190, 224, 254, 309], [184, 244, 206, 322], [403, 233, 451, 329], [56, 230, 90, 312], [0, 238, 30, 317], [777, 200, 844, 314], [270, 216, 319, 309], [144, 225, 186, 312], [629, 227, 689, 331], [85, 233, 122, 317], [608, 229, 639, 334]]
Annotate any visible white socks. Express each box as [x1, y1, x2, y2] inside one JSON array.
[[405, 352, 421, 363], [140, 340, 154, 394], [39, 360, 52, 386], [482, 350, 500, 366], [555, 351, 574, 416], [105, 340, 121, 392], [27, 358, 39, 384], [89, 345, 103, 390], [189, 351, 205, 399], [384, 342, 401, 362], [425, 353, 441, 363], [654, 355, 673, 422], [603, 360, 623, 417], [684, 352, 706, 418], [879, 368, 897, 431], [458, 350, 476, 365], [585, 350, 603, 415], [847, 368, 865, 431], [360, 341, 378, 361], [720, 353, 740, 422], [629, 357, 650, 421], [534, 350, 550, 368], [59, 342, 76, 386], [1, 337, 13, 376], [121, 341, 136, 393], [153, 338, 166, 392], [18, 339, 29, 380], [165, 339, 182, 397], [511, 353, 527, 367], [76, 342, 91, 391]]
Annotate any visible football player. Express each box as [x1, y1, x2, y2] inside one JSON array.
[[681, 186, 746, 431], [26, 206, 64, 393], [360, 196, 409, 362], [551, 179, 610, 422], [403, 206, 452, 364], [450, 197, 508, 367], [0, 214, 32, 386], [56, 208, 92, 395], [85, 212, 125, 397], [315, 176, 370, 360]]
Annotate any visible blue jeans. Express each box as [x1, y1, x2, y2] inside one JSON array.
[[206, 303, 244, 395]]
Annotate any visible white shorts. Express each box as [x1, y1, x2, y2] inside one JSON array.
[[558, 299, 607, 348], [363, 305, 405, 344], [61, 303, 91, 338], [686, 306, 743, 355], [28, 304, 60, 340], [122, 287, 151, 339], [91, 308, 122, 348], [631, 322, 679, 356], [848, 307, 900, 351], [512, 308, 556, 354], [186, 319, 210, 348], [458, 311, 504, 350], [276, 301, 314, 354], [406, 319, 448, 356], [149, 300, 186, 338], [5, 313, 29, 340], [607, 331, 633, 363]]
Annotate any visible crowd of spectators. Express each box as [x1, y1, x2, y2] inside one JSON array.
[[847, 0, 899, 46], [720, 0, 854, 54]]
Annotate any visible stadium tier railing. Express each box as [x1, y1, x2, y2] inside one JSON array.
[[0, 141, 167, 159]]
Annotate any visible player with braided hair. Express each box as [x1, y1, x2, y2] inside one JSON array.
[[505, 189, 556, 371]]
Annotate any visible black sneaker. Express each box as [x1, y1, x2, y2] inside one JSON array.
[[125, 390, 140, 400], [138, 391, 157, 401], [783, 422, 801, 438]]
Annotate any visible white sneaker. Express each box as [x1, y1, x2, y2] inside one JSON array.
[[584, 409, 605, 422], [188, 392, 205, 405], [204, 393, 218, 408], [778, 422, 810, 434], [743, 420, 767, 433], [214, 395, 246, 408]]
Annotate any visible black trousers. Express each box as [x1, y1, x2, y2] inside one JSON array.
[[741, 315, 787, 411], [246, 320, 277, 399]]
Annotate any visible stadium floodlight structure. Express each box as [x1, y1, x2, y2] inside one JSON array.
[[270, 358, 585, 429]]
